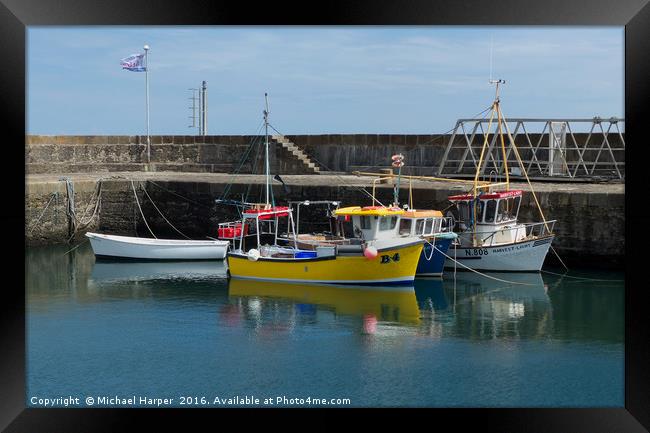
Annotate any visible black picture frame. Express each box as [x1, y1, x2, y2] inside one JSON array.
[[4, 0, 649, 431]]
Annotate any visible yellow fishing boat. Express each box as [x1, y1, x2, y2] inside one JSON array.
[[227, 206, 424, 285]]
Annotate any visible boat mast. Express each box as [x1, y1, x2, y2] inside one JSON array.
[[264, 93, 271, 207], [492, 79, 510, 192]]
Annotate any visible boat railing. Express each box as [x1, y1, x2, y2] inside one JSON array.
[[440, 216, 455, 233], [217, 220, 248, 239], [525, 220, 556, 238], [456, 220, 556, 247]]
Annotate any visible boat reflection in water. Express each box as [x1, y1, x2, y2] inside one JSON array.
[[226, 279, 420, 335], [90, 260, 227, 284], [415, 272, 553, 340], [225, 273, 554, 338], [85, 259, 229, 303]]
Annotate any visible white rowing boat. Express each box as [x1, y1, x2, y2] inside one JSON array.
[[85, 232, 229, 260]]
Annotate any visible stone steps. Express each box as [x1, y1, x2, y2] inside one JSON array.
[[271, 135, 321, 174]]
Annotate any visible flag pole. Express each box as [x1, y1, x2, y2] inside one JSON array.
[[144, 44, 150, 165]]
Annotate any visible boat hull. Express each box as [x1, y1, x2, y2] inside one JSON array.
[[416, 236, 454, 277], [444, 235, 554, 272], [227, 242, 423, 285], [86, 232, 229, 260]]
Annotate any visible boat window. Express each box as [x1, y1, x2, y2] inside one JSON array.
[[360, 216, 371, 229], [503, 197, 516, 221], [424, 218, 434, 235], [496, 199, 506, 223], [457, 201, 469, 222], [399, 219, 412, 236], [433, 218, 442, 233], [477, 200, 486, 223], [485, 199, 497, 223], [379, 216, 398, 231], [415, 219, 425, 235], [512, 196, 521, 219]]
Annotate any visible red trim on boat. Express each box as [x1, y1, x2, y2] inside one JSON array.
[[448, 190, 523, 201]]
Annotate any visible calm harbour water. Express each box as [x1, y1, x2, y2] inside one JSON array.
[[26, 244, 624, 408]]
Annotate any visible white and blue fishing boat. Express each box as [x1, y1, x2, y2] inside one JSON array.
[[399, 209, 457, 277], [443, 189, 555, 272]]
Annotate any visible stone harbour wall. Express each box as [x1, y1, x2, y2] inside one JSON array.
[[25, 174, 625, 268]]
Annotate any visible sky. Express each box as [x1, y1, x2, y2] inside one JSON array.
[[27, 26, 624, 135]]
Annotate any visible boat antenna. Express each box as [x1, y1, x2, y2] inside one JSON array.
[[264, 93, 270, 207]]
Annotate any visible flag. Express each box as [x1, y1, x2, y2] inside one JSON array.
[[120, 53, 146, 72]]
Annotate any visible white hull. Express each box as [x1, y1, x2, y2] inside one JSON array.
[[444, 236, 553, 272], [86, 232, 229, 260], [91, 260, 227, 282]]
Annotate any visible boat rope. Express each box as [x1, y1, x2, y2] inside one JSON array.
[[75, 179, 103, 231], [147, 180, 212, 209], [130, 179, 157, 239], [60, 177, 77, 241], [220, 120, 265, 201], [422, 239, 435, 261], [267, 123, 386, 208], [28, 192, 57, 235], [245, 137, 265, 205], [540, 269, 624, 282], [62, 238, 89, 256], [141, 184, 192, 240], [423, 238, 535, 286], [549, 245, 569, 272]]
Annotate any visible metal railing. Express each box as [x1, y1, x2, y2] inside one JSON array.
[[455, 220, 556, 247], [437, 118, 624, 180]]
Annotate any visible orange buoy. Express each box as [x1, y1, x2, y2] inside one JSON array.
[[363, 246, 378, 259]]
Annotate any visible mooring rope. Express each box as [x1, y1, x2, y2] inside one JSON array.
[[549, 245, 569, 272], [423, 238, 535, 286], [540, 269, 624, 282], [28, 193, 57, 235], [423, 240, 435, 261], [141, 185, 191, 239], [148, 180, 212, 209], [62, 238, 89, 256], [131, 179, 157, 239], [75, 179, 103, 231], [60, 177, 77, 240]]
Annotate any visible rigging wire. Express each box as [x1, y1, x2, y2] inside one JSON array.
[[219, 120, 266, 201], [148, 180, 213, 209], [267, 123, 386, 207], [141, 184, 192, 239], [131, 179, 157, 239]]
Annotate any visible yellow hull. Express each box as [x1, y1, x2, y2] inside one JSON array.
[[229, 279, 420, 324], [227, 242, 423, 285]]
